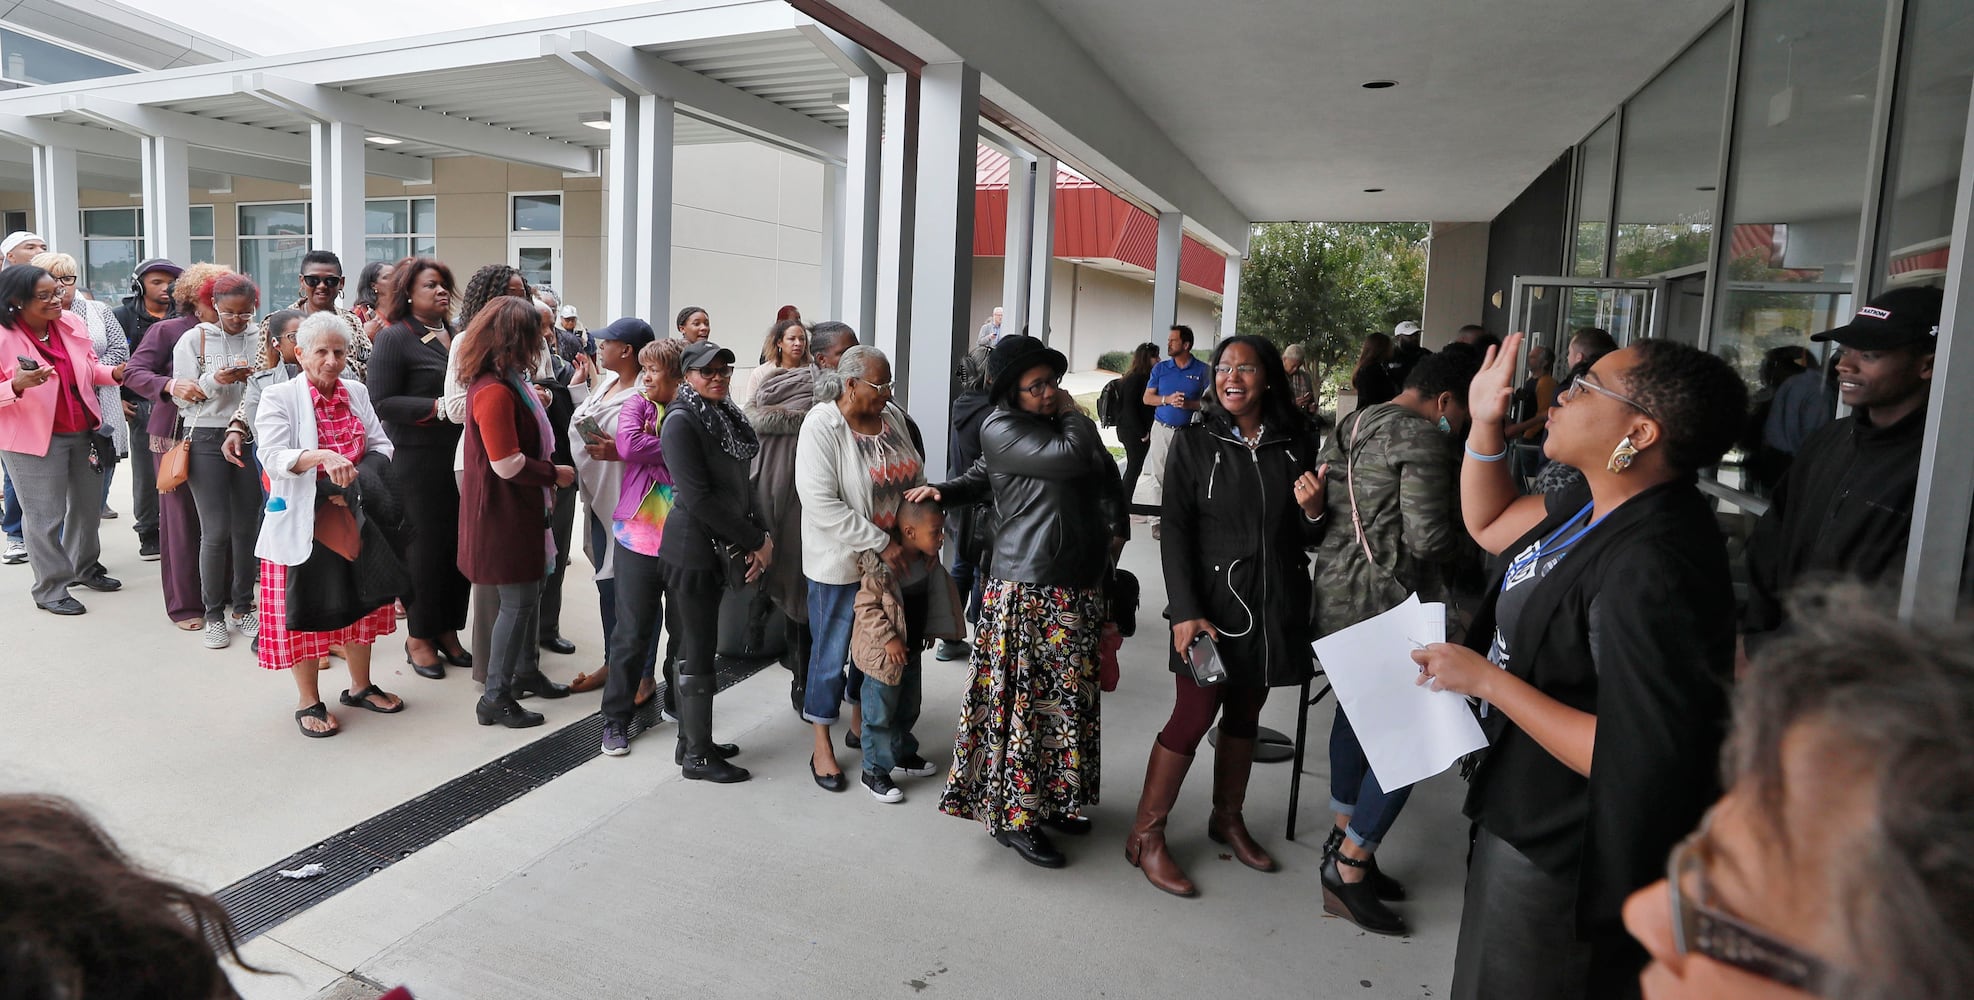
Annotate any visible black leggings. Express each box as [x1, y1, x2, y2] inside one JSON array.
[[1156, 674, 1270, 755]]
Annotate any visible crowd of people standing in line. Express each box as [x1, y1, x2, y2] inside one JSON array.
[[1, 223, 1968, 998]]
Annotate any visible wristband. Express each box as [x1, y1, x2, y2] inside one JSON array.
[[1464, 443, 1509, 463]]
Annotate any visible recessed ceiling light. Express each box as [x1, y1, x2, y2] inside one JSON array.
[[1361, 80, 1398, 90], [579, 113, 611, 131], [1363, 187, 1384, 193], [1696, 185, 1717, 191], [365, 135, 402, 145]]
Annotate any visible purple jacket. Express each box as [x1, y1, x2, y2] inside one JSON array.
[[612, 392, 673, 523], [123, 315, 199, 438]]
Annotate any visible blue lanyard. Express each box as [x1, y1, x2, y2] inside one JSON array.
[[1507, 502, 1604, 578]]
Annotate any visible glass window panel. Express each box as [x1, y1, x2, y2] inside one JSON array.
[[240, 237, 307, 309], [83, 239, 137, 303], [189, 239, 216, 266], [413, 237, 437, 258], [512, 195, 561, 233], [238, 202, 308, 238], [366, 198, 410, 236], [1876, 0, 1973, 292], [412, 197, 437, 235], [1573, 115, 1617, 277], [516, 246, 553, 288], [365, 238, 407, 265], [1612, 19, 1733, 278], [189, 205, 214, 239], [83, 208, 138, 238], [0, 29, 133, 85]]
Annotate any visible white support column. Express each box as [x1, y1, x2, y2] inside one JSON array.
[[1000, 153, 1035, 340], [1150, 210, 1183, 340], [903, 62, 979, 479], [309, 120, 366, 274], [30, 145, 79, 256], [138, 136, 190, 265], [873, 71, 916, 359], [1028, 154, 1057, 343], [840, 71, 881, 332], [821, 163, 845, 321], [604, 93, 673, 323], [1219, 254, 1243, 341]]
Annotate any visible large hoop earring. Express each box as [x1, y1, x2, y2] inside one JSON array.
[[1607, 436, 1639, 474]]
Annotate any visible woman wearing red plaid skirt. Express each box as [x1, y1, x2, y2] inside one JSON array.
[[251, 312, 405, 737]]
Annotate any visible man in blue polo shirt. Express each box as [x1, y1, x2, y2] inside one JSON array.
[[1134, 324, 1209, 537]]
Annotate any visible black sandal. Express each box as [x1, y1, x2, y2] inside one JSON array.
[[339, 684, 405, 714], [295, 702, 340, 738]]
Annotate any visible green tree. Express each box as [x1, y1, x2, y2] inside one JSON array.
[[1235, 222, 1428, 404]]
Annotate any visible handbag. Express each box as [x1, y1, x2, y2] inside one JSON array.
[[286, 478, 411, 632], [156, 327, 204, 495]]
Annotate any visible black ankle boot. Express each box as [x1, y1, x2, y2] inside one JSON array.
[[1325, 825, 1407, 901], [1321, 852, 1407, 936]]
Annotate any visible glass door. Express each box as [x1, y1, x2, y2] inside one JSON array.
[[1507, 275, 1665, 381]]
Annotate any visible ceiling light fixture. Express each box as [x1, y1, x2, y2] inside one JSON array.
[[1363, 187, 1384, 193], [579, 112, 612, 131], [365, 135, 402, 145], [1696, 185, 1717, 191], [1361, 80, 1398, 90]]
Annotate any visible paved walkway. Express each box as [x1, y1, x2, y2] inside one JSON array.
[[0, 504, 1466, 1000]]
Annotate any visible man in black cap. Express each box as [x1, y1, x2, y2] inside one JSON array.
[[112, 258, 181, 560], [1742, 285, 1943, 655]]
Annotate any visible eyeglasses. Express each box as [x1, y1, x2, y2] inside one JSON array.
[[31, 290, 63, 304], [1665, 817, 1846, 996], [51, 275, 77, 287], [854, 376, 894, 394], [1015, 375, 1060, 397], [690, 366, 734, 380], [217, 309, 257, 320], [300, 275, 344, 289], [1213, 364, 1261, 377], [1562, 373, 1657, 420]]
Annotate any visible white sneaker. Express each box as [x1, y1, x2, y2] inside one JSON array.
[[231, 610, 260, 638], [2, 541, 24, 565], [202, 619, 232, 649]]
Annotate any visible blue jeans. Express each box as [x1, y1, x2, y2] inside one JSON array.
[[2, 464, 22, 542], [1328, 704, 1412, 850], [859, 582, 927, 773], [802, 578, 863, 725]]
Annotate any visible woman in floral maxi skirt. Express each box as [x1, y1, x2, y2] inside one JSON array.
[[912, 335, 1126, 869]]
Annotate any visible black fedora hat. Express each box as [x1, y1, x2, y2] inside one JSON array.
[[986, 334, 1068, 403]]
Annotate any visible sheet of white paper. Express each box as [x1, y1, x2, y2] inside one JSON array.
[[1311, 594, 1488, 791]]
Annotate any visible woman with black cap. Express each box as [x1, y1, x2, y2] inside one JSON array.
[[911, 334, 1128, 868], [566, 317, 659, 698], [658, 339, 766, 782]]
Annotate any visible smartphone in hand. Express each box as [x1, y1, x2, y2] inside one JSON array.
[[16, 355, 40, 371]]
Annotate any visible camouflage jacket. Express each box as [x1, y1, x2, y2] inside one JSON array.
[[1312, 402, 1464, 635]]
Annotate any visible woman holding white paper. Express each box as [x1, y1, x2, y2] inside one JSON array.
[[1412, 334, 1746, 1000], [1309, 346, 1481, 935], [1130, 335, 1323, 899]]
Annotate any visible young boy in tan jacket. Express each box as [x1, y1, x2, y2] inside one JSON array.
[[850, 499, 966, 803]]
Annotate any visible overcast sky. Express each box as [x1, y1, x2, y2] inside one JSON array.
[[122, 0, 618, 56]]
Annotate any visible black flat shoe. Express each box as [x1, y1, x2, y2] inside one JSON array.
[[1321, 854, 1407, 936], [476, 696, 544, 729], [1041, 815, 1093, 836], [844, 729, 861, 750], [994, 828, 1066, 869], [76, 573, 121, 592], [675, 740, 739, 765], [538, 635, 576, 655], [405, 647, 445, 680], [810, 754, 847, 792], [36, 597, 85, 615], [438, 646, 473, 669], [511, 673, 572, 699]]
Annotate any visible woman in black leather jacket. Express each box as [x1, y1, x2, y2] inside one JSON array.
[[910, 335, 1127, 870]]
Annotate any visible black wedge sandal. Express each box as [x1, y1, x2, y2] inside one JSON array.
[[339, 685, 405, 714], [295, 702, 341, 738]]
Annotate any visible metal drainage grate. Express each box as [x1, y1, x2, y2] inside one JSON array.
[[213, 658, 772, 942]]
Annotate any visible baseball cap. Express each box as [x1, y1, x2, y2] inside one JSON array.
[[594, 317, 655, 353], [1, 232, 45, 257], [680, 340, 736, 371], [559, 304, 579, 320], [1394, 321, 1422, 339], [1811, 286, 1943, 351], [132, 258, 183, 280]]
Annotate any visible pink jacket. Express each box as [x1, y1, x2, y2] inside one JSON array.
[[0, 313, 120, 456]]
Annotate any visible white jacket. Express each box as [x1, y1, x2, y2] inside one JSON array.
[[794, 400, 919, 586], [253, 376, 394, 566]]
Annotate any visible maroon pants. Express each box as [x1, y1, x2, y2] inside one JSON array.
[[156, 450, 204, 624], [1157, 674, 1270, 755]]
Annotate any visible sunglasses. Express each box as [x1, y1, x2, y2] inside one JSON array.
[[690, 366, 734, 380], [300, 275, 345, 289], [1562, 373, 1657, 420], [1665, 816, 1848, 995]]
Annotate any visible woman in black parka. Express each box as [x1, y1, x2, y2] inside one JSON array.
[[1127, 334, 1326, 898]]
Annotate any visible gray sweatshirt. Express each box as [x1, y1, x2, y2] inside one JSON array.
[[170, 322, 261, 429]]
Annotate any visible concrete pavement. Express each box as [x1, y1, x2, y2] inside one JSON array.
[[0, 501, 1468, 1000]]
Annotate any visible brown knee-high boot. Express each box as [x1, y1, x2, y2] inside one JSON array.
[[1125, 740, 1198, 897], [1207, 735, 1278, 872]]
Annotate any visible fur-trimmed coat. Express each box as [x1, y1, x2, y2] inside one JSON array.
[[746, 365, 817, 620]]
